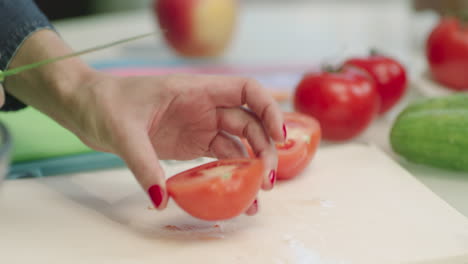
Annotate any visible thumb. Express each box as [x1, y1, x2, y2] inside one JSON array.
[[115, 129, 168, 210]]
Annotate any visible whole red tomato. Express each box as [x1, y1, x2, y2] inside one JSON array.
[[344, 54, 407, 114], [294, 68, 380, 142], [427, 17, 468, 90]]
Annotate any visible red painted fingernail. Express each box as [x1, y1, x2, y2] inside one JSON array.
[[269, 170, 277, 186], [246, 199, 259, 216], [251, 199, 259, 214], [148, 185, 164, 208], [283, 124, 287, 140]]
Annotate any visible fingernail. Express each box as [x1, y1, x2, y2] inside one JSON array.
[[148, 185, 164, 208], [269, 170, 277, 186], [283, 124, 287, 140], [251, 199, 259, 214], [246, 199, 259, 216]]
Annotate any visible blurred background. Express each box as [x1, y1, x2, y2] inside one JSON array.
[[33, 0, 452, 57], [32, 0, 466, 78], [36, 0, 465, 20], [34, 0, 147, 20]]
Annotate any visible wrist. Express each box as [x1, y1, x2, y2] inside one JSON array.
[[4, 29, 95, 127]]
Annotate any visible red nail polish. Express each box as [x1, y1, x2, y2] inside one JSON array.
[[148, 185, 164, 208], [253, 199, 258, 210], [251, 199, 259, 214], [269, 170, 276, 186], [283, 124, 287, 140], [246, 199, 259, 216]]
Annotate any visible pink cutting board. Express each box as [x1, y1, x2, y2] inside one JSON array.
[[101, 65, 314, 93]]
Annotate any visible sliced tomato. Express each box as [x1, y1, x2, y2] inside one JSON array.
[[243, 112, 321, 180], [277, 112, 321, 179], [166, 159, 264, 221]]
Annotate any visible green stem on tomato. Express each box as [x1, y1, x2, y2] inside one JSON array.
[[370, 48, 381, 57], [322, 64, 342, 73]]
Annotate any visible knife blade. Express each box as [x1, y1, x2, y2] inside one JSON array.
[[0, 31, 156, 82]]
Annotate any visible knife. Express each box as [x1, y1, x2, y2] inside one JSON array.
[[0, 31, 156, 82]]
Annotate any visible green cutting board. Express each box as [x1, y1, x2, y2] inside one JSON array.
[[0, 107, 92, 162], [0, 107, 125, 179]]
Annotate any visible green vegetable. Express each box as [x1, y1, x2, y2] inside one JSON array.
[[390, 94, 468, 171]]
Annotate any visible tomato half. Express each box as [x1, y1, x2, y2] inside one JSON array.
[[166, 159, 264, 221], [276, 112, 321, 180], [344, 54, 408, 114], [294, 67, 379, 141], [427, 17, 468, 90], [243, 112, 321, 180]]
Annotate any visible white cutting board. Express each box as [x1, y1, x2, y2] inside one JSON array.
[[1, 143, 468, 264]]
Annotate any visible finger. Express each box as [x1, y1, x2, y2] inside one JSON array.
[[114, 128, 168, 210], [207, 131, 247, 159], [207, 133, 261, 216], [216, 107, 269, 158], [245, 198, 259, 216], [216, 107, 278, 190], [205, 76, 285, 143], [259, 139, 278, 190]]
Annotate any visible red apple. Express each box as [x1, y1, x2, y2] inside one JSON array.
[[154, 0, 237, 57]]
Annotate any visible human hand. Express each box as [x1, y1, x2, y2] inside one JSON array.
[[4, 30, 285, 215], [67, 72, 285, 212]]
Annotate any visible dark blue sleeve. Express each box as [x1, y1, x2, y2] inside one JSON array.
[[0, 0, 55, 111]]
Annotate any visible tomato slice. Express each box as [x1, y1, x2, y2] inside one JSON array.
[[276, 112, 321, 179], [243, 112, 321, 180], [166, 159, 264, 221]]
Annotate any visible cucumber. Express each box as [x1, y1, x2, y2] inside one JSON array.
[[390, 94, 468, 171]]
